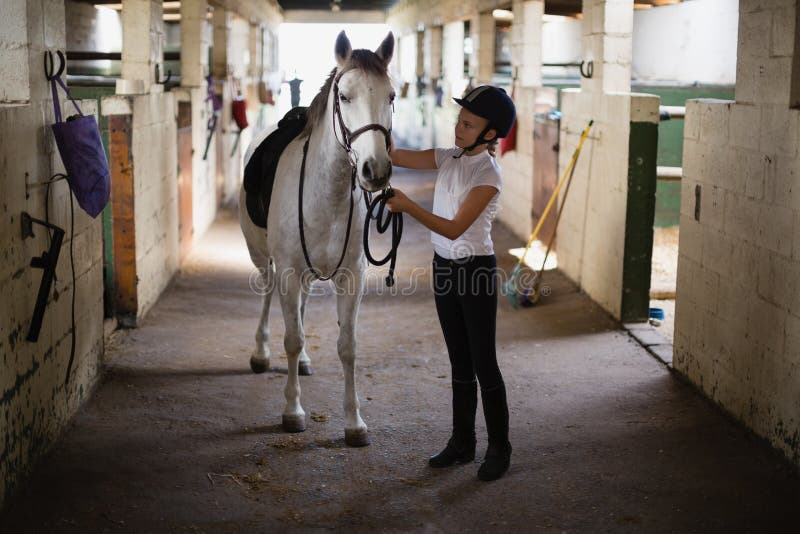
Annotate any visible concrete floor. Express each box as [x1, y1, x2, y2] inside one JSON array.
[[2, 169, 799, 532]]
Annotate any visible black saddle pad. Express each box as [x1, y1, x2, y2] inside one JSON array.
[[244, 107, 308, 228]]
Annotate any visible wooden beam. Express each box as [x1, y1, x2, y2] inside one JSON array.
[[108, 115, 138, 326]]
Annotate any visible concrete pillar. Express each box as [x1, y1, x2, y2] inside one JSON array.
[[416, 30, 425, 79], [513, 0, 543, 88], [228, 15, 250, 80], [180, 0, 209, 88], [469, 13, 495, 84], [442, 20, 464, 91], [424, 26, 443, 80], [0, 0, 30, 104], [250, 23, 263, 81], [119, 0, 165, 94], [581, 0, 633, 94], [736, 0, 796, 107], [264, 28, 277, 72], [399, 32, 417, 84], [211, 7, 230, 79]]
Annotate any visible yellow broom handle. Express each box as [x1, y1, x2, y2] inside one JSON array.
[[519, 120, 593, 264]]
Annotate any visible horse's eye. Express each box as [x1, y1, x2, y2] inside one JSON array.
[[389, 93, 396, 103], [340, 94, 350, 103]]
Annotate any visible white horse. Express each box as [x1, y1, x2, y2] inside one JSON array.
[[239, 32, 395, 446]]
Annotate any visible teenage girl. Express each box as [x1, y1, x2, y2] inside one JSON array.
[[386, 86, 516, 481]]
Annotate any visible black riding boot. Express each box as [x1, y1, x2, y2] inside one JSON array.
[[429, 380, 477, 468], [478, 384, 511, 481]]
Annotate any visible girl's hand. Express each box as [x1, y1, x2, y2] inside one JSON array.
[[386, 188, 413, 213]]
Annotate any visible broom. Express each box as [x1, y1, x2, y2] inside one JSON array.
[[504, 119, 594, 308]]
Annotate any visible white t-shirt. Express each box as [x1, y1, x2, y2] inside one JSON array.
[[432, 147, 502, 259]]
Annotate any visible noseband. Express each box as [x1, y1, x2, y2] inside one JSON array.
[[298, 66, 401, 286]]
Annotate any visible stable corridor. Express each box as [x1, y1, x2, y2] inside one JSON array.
[[2, 169, 798, 532]]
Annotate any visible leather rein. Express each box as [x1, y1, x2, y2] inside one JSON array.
[[298, 68, 401, 285]]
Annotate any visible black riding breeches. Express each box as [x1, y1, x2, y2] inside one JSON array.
[[432, 253, 504, 391]]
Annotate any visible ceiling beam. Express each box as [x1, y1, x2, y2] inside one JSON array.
[[282, 9, 386, 23]]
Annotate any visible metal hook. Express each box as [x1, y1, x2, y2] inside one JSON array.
[[155, 64, 172, 85], [44, 50, 65, 81], [580, 60, 594, 79]]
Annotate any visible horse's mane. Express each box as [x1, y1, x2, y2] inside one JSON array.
[[302, 49, 389, 137]]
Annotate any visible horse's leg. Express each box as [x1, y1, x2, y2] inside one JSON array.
[[335, 271, 369, 447], [278, 271, 306, 432], [251, 260, 274, 373], [297, 289, 313, 376]]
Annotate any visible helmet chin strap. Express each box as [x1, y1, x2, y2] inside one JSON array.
[[453, 124, 494, 159]]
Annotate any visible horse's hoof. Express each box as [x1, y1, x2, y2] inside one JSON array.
[[282, 414, 307, 433], [250, 356, 269, 374], [344, 428, 370, 447], [298, 361, 313, 376]]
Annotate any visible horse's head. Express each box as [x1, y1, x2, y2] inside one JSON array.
[[332, 31, 395, 192]]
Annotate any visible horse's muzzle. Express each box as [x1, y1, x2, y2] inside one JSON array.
[[361, 157, 392, 191]]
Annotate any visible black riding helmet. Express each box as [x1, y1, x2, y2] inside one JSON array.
[[452, 85, 516, 157]]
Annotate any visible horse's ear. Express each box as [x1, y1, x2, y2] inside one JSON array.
[[335, 30, 352, 67], [375, 32, 394, 66]]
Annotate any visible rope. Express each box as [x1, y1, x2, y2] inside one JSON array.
[[363, 188, 403, 287]]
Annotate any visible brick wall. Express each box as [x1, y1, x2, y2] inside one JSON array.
[[674, 0, 800, 466], [132, 93, 180, 317], [1, 0, 105, 508], [0, 0, 31, 104]]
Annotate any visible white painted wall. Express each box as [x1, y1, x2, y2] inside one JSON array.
[[632, 0, 738, 85], [1, 0, 105, 508], [541, 16, 582, 80], [442, 20, 466, 96], [229, 15, 251, 80], [0, 0, 31, 104], [131, 92, 180, 318], [400, 32, 417, 84], [676, 0, 800, 468], [539, 1, 739, 86]]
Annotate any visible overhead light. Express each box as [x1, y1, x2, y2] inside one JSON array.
[[634, 3, 653, 9], [163, 13, 181, 21], [492, 9, 514, 21], [653, 0, 681, 5], [330, 0, 342, 12]]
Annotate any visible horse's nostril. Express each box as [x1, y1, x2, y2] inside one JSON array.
[[362, 160, 374, 181]]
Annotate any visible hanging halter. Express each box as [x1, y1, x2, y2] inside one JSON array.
[[298, 66, 401, 285]]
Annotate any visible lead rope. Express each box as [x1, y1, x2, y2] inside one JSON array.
[[298, 134, 356, 281], [363, 188, 402, 287]]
